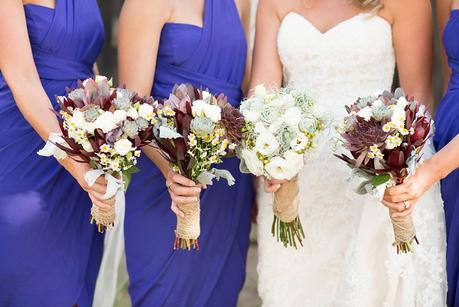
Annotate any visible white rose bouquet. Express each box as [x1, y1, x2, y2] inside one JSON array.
[[239, 85, 325, 248], [38, 76, 156, 232], [152, 84, 244, 250]]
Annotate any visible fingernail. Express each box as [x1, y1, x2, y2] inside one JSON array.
[[194, 188, 201, 193]]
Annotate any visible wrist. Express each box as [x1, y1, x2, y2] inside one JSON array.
[[422, 158, 443, 185]]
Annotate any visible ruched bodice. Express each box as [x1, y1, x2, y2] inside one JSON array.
[[153, 0, 247, 105], [278, 12, 395, 116]]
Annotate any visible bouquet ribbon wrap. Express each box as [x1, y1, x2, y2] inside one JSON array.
[[272, 176, 305, 248], [174, 197, 201, 250]]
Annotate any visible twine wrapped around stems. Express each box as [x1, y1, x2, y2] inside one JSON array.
[[272, 176, 305, 248], [389, 209, 419, 253], [91, 204, 116, 233], [174, 198, 201, 250]]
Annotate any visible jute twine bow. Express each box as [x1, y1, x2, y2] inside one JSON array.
[[91, 205, 116, 231], [273, 176, 300, 223], [389, 209, 417, 244], [175, 199, 201, 240]]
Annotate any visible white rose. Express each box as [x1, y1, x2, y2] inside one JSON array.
[[126, 108, 139, 120], [241, 149, 264, 176], [71, 111, 86, 129], [271, 98, 284, 107], [254, 122, 267, 134], [255, 132, 279, 156], [203, 104, 221, 122], [82, 141, 94, 153], [283, 107, 302, 126], [284, 150, 304, 173], [191, 100, 206, 117], [268, 118, 284, 133], [282, 94, 296, 108], [114, 139, 132, 156], [113, 110, 127, 124], [250, 99, 264, 111], [138, 103, 154, 119], [254, 84, 267, 97], [244, 109, 261, 122], [265, 157, 296, 180], [94, 112, 117, 133], [290, 133, 309, 152], [357, 106, 373, 121]]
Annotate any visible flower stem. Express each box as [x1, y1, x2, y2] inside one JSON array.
[[271, 216, 305, 249]]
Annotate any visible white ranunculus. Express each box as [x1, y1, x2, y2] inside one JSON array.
[[114, 139, 132, 156], [282, 94, 295, 108], [82, 140, 94, 153], [254, 122, 267, 134], [283, 107, 302, 127], [203, 104, 221, 122], [72, 111, 86, 129], [113, 110, 127, 124], [290, 133, 309, 151], [271, 98, 285, 107], [284, 150, 304, 173], [138, 103, 154, 119], [94, 112, 117, 133], [255, 132, 279, 156], [244, 109, 261, 122], [250, 99, 264, 111], [265, 157, 295, 180], [241, 149, 264, 176], [254, 84, 267, 97], [357, 106, 373, 121], [126, 108, 139, 120], [191, 99, 206, 117]]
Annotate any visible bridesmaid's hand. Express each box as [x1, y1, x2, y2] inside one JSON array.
[[263, 177, 288, 193], [382, 162, 438, 218], [166, 170, 202, 218], [60, 158, 115, 210]]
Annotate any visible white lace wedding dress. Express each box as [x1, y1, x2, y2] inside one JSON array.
[[256, 12, 447, 307]]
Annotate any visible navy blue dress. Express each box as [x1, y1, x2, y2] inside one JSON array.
[[434, 9, 459, 307], [0, 1, 104, 306], [124, 0, 253, 306]]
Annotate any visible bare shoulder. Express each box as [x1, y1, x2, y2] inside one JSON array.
[[257, 0, 297, 21], [121, 0, 173, 21], [381, 0, 432, 22]]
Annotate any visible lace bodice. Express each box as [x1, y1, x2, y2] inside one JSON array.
[[278, 12, 395, 116]]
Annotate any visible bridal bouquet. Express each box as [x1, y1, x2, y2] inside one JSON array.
[[238, 85, 324, 248], [152, 84, 243, 250], [335, 88, 433, 253], [38, 76, 156, 232]]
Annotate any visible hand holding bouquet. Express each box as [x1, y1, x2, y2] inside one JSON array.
[[151, 84, 244, 250], [238, 85, 325, 248], [335, 88, 433, 253], [38, 76, 156, 232]]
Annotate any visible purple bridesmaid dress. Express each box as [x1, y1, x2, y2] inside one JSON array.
[[0, 1, 105, 306], [434, 9, 459, 307], [124, 0, 254, 306]]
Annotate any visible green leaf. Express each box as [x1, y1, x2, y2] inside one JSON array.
[[371, 174, 391, 187], [126, 166, 140, 174], [122, 172, 132, 192]]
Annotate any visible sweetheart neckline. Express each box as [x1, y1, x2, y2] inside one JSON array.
[[281, 11, 390, 36]]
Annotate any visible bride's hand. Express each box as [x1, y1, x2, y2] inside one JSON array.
[[382, 161, 438, 218], [166, 170, 202, 218], [264, 177, 288, 193], [59, 158, 115, 210]]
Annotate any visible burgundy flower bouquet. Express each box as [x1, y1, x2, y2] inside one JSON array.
[[151, 84, 244, 250], [335, 88, 433, 253]]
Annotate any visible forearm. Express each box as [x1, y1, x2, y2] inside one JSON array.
[[425, 135, 459, 181], [7, 74, 60, 141], [143, 145, 170, 178]]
